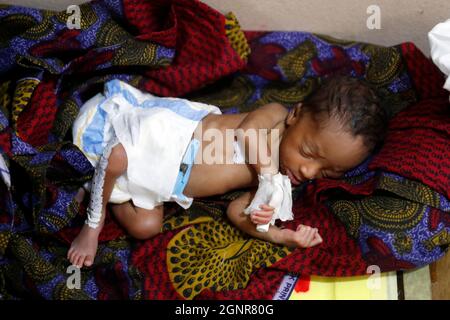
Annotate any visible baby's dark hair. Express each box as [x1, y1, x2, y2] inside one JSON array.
[[301, 75, 387, 151]]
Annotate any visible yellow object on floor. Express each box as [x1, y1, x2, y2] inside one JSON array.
[[289, 273, 398, 300], [273, 272, 398, 300]]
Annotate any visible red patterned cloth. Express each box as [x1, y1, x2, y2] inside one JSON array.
[[370, 98, 450, 199], [124, 0, 246, 96]]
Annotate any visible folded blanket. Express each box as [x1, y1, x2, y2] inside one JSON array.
[[0, 0, 448, 301]]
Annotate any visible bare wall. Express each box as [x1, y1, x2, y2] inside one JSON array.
[[1, 0, 449, 54]]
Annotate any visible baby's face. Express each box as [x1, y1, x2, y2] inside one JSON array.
[[279, 108, 369, 185]]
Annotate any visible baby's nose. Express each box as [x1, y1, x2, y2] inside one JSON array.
[[301, 165, 318, 180]]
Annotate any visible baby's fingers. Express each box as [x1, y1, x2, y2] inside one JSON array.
[[304, 227, 317, 245], [259, 204, 274, 211], [250, 213, 272, 225], [251, 208, 274, 219], [297, 224, 314, 235], [315, 232, 323, 243], [308, 232, 323, 247]]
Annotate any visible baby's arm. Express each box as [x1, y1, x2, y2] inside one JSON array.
[[235, 103, 292, 231], [227, 190, 322, 248], [235, 103, 288, 174]]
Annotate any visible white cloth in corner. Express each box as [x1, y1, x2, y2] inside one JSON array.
[[428, 19, 450, 99], [244, 173, 293, 232]]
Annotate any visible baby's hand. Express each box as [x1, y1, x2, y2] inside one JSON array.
[[295, 224, 323, 248], [250, 204, 274, 225]]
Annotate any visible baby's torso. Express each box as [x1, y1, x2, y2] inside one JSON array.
[[183, 113, 286, 198]]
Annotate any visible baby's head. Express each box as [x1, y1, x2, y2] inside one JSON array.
[[279, 75, 387, 185]]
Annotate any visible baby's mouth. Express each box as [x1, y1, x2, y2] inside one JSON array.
[[284, 167, 302, 185]]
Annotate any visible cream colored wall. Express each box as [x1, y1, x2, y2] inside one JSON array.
[[1, 0, 449, 54]]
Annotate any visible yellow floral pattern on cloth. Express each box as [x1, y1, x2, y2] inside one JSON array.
[[331, 196, 426, 236], [166, 217, 292, 299], [362, 45, 403, 87], [0, 81, 11, 127], [278, 40, 316, 82], [11, 78, 40, 133], [96, 19, 169, 68], [331, 196, 426, 255], [112, 39, 160, 67], [394, 232, 413, 255], [377, 175, 441, 208], [329, 200, 362, 238], [0, 14, 36, 46], [0, 231, 10, 256], [51, 98, 79, 140], [255, 78, 318, 107], [20, 10, 55, 40], [423, 230, 450, 251], [331, 175, 442, 238], [225, 12, 251, 62], [96, 19, 130, 47]]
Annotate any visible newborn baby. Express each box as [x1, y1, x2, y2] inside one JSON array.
[[68, 75, 387, 268]]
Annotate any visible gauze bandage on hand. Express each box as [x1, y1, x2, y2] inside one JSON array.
[[244, 173, 293, 232]]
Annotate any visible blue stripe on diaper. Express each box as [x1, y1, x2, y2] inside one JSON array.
[[82, 101, 107, 156], [171, 138, 200, 202], [105, 79, 209, 121], [141, 98, 210, 121]]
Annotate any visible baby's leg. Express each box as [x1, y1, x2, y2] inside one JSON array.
[[110, 202, 163, 240], [68, 143, 127, 268], [226, 190, 322, 248]]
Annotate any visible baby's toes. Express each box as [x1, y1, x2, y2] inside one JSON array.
[[67, 247, 74, 260], [75, 254, 85, 268], [69, 250, 79, 265], [84, 255, 94, 267]]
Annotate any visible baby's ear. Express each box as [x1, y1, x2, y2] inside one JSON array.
[[285, 103, 302, 126]]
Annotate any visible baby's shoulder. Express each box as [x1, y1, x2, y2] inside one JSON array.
[[253, 102, 289, 128], [264, 102, 289, 117]]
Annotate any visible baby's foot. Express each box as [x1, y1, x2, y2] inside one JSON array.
[[67, 223, 102, 267], [276, 225, 323, 248]]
